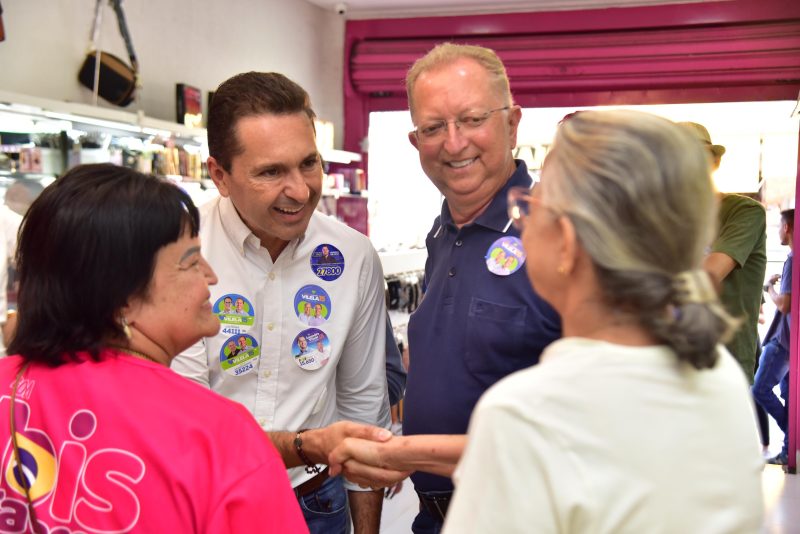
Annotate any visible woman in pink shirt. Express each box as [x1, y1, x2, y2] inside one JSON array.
[[0, 164, 307, 533]]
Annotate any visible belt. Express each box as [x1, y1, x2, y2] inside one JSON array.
[[417, 491, 452, 523], [294, 467, 330, 498]]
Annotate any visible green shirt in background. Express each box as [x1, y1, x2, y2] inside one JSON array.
[[712, 194, 767, 382]]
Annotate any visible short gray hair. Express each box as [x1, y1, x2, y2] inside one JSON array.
[[405, 43, 512, 114]]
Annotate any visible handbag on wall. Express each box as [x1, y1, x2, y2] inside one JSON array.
[[77, 0, 139, 107]]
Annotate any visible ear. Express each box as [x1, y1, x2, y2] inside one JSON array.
[[408, 131, 420, 151], [119, 295, 143, 325], [557, 215, 578, 275], [207, 156, 231, 197], [507, 105, 523, 149]]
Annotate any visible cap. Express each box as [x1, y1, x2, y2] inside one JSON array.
[[677, 121, 726, 158]]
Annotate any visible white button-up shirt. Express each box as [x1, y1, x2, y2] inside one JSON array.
[[172, 196, 390, 488]]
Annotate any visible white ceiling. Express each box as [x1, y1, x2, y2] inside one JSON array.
[[306, 0, 706, 19]]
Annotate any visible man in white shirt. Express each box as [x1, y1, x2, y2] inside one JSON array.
[[171, 71, 391, 534]]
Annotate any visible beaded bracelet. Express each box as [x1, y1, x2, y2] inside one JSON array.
[[294, 429, 321, 474]]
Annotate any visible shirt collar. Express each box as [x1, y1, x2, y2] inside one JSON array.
[[218, 196, 309, 260], [218, 196, 252, 256], [439, 159, 533, 234]]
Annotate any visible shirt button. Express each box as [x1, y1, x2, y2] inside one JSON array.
[[269, 272, 276, 281], [267, 323, 274, 331], [262, 370, 271, 378], [257, 418, 266, 426], [455, 239, 463, 247], [448, 267, 456, 277]]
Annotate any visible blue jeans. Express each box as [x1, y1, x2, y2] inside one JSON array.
[[752, 339, 790, 453], [297, 475, 351, 534]]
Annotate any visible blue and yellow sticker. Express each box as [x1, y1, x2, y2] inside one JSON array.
[[310, 243, 344, 282], [214, 294, 255, 326], [485, 236, 526, 276], [294, 285, 332, 326], [292, 328, 331, 371], [220, 333, 259, 376]]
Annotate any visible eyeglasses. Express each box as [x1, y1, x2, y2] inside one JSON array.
[[508, 185, 533, 230], [412, 106, 511, 143], [508, 182, 558, 230]]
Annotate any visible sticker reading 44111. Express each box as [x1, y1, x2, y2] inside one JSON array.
[[310, 244, 344, 282], [214, 294, 255, 326]]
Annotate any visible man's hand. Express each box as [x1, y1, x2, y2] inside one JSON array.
[[268, 421, 392, 468], [329, 436, 411, 488], [301, 421, 393, 465]]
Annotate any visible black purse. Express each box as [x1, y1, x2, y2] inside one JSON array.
[[77, 0, 139, 107]]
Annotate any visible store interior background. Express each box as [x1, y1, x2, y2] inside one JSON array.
[[2, 0, 797, 258], [1, 1, 799, 531]]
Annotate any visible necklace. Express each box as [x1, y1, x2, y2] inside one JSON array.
[[113, 347, 162, 365]]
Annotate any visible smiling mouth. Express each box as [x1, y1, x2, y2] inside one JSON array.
[[275, 206, 304, 215], [447, 157, 478, 169]]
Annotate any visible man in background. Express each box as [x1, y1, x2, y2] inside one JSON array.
[[753, 209, 793, 466], [680, 121, 767, 381], [0, 179, 35, 353]]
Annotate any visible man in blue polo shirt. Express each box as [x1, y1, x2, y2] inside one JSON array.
[[403, 43, 560, 532], [327, 43, 561, 532]]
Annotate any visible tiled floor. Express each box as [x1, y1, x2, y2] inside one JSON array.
[[762, 463, 800, 533], [379, 459, 800, 533]]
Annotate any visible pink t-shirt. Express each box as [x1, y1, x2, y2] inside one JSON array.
[[0, 350, 308, 533]]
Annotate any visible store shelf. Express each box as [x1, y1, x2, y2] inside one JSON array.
[[321, 148, 362, 164], [0, 90, 206, 143], [0, 170, 55, 180]]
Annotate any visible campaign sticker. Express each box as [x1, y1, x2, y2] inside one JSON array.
[[294, 285, 332, 326], [292, 328, 331, 371], [485, 236, 526, 276], [214, 294, 255, 326], [220, 334, 260, 376], [310, 244, 345, 282]]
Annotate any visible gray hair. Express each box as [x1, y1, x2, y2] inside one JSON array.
[[544, 110, 737, 369], [405, 43, 512, 114]]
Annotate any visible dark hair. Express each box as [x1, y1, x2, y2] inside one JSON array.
[[207, 72, 317, 172], [9, 164, 200, 365], [781, 209, 794, 228]]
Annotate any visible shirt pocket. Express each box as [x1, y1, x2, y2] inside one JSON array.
[[464, 297, 528, 386]]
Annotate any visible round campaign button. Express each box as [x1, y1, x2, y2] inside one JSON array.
[[310, 243, 345, 282], [294, 285, 332, 326], [213, 294, 255, 326], [220, 334, 260, 377], [485, 236, 526, 276], [292, 328, 331, 371]]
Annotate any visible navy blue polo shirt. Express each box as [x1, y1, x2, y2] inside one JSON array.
[[405, 160, 562, 493]]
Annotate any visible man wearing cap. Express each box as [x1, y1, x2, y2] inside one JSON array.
[[679, 122, 767, 382]]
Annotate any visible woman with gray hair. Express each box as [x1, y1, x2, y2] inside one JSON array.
[[444, 110, 764, 533]]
